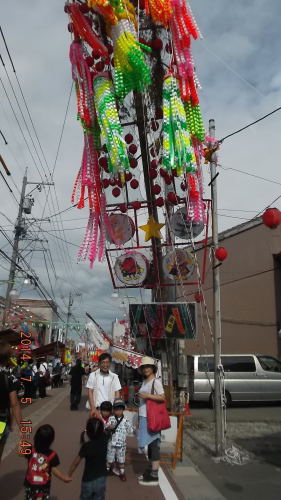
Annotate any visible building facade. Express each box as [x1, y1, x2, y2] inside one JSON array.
[[181, 219, 281, 358]]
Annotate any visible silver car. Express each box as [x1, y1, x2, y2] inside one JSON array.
[[187, 354, 281, 406]]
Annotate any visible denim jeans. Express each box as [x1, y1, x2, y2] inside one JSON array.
[[80, 476, 106, 500]]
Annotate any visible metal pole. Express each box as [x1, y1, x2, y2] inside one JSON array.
[[65, 291, 73, 345], [209, 119, 224, 456], [2, 170, 28, 328]]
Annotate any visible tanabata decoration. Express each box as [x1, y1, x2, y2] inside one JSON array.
[[67, 2, 108, 59], [106, 213, 135, 245], [69, 41, 112, 268], [139, 216, 165, 242], [93, 74, 130, 178], [115, 251, 148, 285], [145, 0, 173, 26], [171, 206, 204, 239], [163, 248, 195, 281], [162, 75, 197, 175], [109, 18, 152, 99]]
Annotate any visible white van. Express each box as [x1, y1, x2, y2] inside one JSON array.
[[187, 354, 281, 406]]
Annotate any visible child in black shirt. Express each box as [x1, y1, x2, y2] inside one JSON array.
[[24, 424, 71, 499], [69, 417, 107, 500]]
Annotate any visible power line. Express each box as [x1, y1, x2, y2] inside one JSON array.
[[219, 163, 281, 187], [219, 106, 281, 143]]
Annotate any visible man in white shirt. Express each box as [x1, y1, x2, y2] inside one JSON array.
[[86, 353, 121, 417]]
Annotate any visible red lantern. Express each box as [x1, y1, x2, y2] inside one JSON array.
[[95, 60, 105, 72], [131, 201, 141, 210], [112, 187, 121, 198], [85, 56, 94, 67], [125, 133, 133, 144], [167, 192, 178, 205], [164, 176, 172, 185], [156, 197, 164, 207], [152, 184, 161, 195], [125, 172, 133, 182], [129, 144, 137, 155], [215, 247, 228, 262], [150, 159, 158, 169], [130, 179, 139, 189], [194, 292, 204, 303], [262, 208, 281, 229], [102, 178, 110, 189]]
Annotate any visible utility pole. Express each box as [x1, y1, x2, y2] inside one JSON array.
[[65, 291, 73, 345], [1, 172, 54, 328], [2, 170, 27, 327], [209, 119, 224, 456]]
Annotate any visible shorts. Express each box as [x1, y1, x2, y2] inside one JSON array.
[[25, 486, 50, 499], [107, 442, 126, 464], [148, 438, 160, 461]]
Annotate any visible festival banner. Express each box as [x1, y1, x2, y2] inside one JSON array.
[[129, 303, 196, 339]]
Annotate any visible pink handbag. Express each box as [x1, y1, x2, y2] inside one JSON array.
[[146, 380, 171, 432]]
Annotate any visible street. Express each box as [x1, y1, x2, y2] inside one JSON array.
[[0, 385, 183, 500]]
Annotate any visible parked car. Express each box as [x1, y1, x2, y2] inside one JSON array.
[[187, 354, 281, 406]]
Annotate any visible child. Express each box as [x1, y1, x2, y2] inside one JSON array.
[[100, 401, 112, 426], [106, 398, 133, 482], [69, 418, 107, 500], [24, 424, 71, 500]]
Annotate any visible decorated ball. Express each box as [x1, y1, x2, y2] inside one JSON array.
[[163, 248, 195, 281], [114, 252, 148, 285], [171, 207, 204, 240], [106, 214, 135, 245]]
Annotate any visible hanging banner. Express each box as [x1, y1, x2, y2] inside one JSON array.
[[163, 248, 195, 281], [129, 303, 196, 339], [106, 214, 135, 245], [111, 346, 161, 374], [114, 252, 148, 286], [86, 322, 111, 351]]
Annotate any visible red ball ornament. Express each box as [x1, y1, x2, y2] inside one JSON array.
[[152, 38, 163, 51], [99, 156, 108, 168], [116, 179, 123, 188], [125, 172, 133, 182], [95, 60, 105, 72], [130, 179, 139, 189], [167, 192, 178, 205], [129, 144, 137, 155], [156, 197, 164, 207], [194, 291, 204, 303], [125, 133, 133, 144], [150, 159, 158, 169], [92, 49, 101, 60], [131, 201, 141, 210], [149, 168, 157, 180], [152, 184, 161, 195], [164, 176, 172, 185], [102, 179, 110, 189], [215, 247, 228, 262], [129, 158, 138, 168], [112, 187, 121, 198], [85, 56, 94, 67], [262, 208, 281, 229], [119, 203, 127, 213]]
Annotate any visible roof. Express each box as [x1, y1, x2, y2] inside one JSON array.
[[32, 341, 65, 358], [218, 217, 262, 242], [15, 299, 57, 309]]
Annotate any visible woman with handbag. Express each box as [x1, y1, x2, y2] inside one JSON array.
[[137, 356, 170, 487]]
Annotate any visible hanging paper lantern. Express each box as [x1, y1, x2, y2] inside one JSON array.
[[215, 247, 228, 262], [106, 213, 135, 245], [194, 291, 204, 303], [112, 187, 121, 197], [115, 251, 148, 285], [125, 172, 133, 181], [125, 133, 133, 144], [129, 144, 137, 155], [156, 197, 164, 207], [119, 203, 127, 213], [163, 248, 195, 281], [130, 158, 138, 168], [152, 184, 161, 195], [262, 208, 281, 229], [149, 169, 158, 179]]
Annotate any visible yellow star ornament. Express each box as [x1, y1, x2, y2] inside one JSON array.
[[139, 216, 165, 242]]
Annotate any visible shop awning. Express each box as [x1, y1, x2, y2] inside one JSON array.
[[31, 341, 65, 358]]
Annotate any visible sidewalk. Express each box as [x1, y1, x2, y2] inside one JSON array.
[[0, 386, 180, 500]]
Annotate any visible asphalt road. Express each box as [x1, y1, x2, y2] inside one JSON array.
[[189, 401, 281, 422]]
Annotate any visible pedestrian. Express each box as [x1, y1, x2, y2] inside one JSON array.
[[86, 353, 121, 417], [137, 357, 165, 487], [69, 359, 85, 411], [106, 398, 133, 481], [37, 358, 48, 399], [100, 401, 112, 427], [0, 340, 22, 463], [52, 362, 62, 388], [23, 424, 72, 499], [68, 417, 107, 500]]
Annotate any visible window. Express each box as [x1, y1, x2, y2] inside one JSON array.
[[258, 356, 281, 373], [198, 356, 256, 373]]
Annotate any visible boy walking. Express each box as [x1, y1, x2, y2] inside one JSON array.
[[106, 398, 133, 482]]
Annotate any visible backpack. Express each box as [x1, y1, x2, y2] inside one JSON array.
[[26, 447, 56, 486]]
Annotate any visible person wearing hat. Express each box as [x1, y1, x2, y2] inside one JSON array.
[[137, 356, 165, 487], [106, 398, 133, 481]]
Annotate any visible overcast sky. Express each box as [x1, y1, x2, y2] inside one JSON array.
[[0, 1, 281, 334]]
